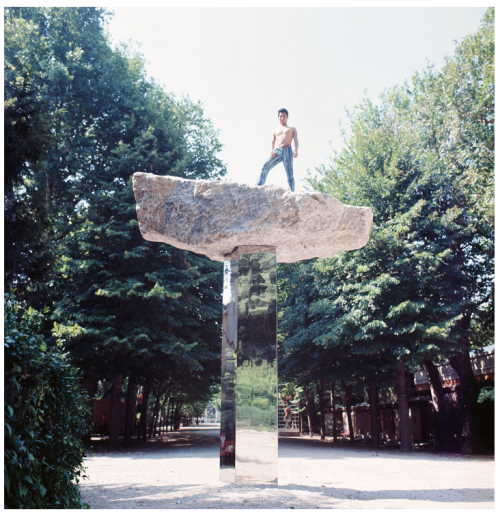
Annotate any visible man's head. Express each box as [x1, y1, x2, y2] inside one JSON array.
[[278, 108, 288, 125]]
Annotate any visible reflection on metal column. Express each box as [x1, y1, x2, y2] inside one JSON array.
[[235, 251, 278, 484], [220, 259, 238, 482]]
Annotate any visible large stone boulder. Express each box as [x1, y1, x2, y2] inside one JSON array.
[[132, 173, 373, 263]]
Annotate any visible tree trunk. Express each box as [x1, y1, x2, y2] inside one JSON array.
[[173, 400, 178, 430], [124, 380, 136, 448], [395, 362, 412, 452], [172, 399, 177, 431], [148, 401, 156, 437], [162, 389, 171, 434], [108, 373, 123, 449], [340, 380, 355, 444], [161, 394, 169, 435], [169, 398, 176, 431], [166, 397, 172, 432], [80, 375, 97, 446], [368, 376, 379, 449], [449, 349, 480, 451], [138, 381, 151, 444], [421, 358, 451, 450], [422, 358, 446, 411], [449, 312, 481, 452], [304, 386, 317, 438], [149, 389, 161, 439], [316, 380, 326, 440], [174, 400, 183, 430], [330, 382, 338, 442]]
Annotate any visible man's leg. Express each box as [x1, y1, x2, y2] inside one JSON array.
[[256, 150, 282, 186], [282, 148, 295, 192]]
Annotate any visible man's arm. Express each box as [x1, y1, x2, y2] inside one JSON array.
[[293, 128, 298, 158], [270, 131, 276, 157]]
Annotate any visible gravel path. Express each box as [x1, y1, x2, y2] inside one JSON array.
[[81, 425, 494, 510]]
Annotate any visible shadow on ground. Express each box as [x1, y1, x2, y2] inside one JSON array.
[[89, 426, 494, 464]]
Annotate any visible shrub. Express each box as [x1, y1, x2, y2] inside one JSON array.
[[478, 386, 494, 404], [475, 385, 495, 453], [4, 293, 91, 508]]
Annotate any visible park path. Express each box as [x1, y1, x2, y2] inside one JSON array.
[[81, 425, 494, 510]]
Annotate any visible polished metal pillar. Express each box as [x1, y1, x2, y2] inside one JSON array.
[[220, 247, 278, 484], [220, 259, 237, 482], [236, 251, 278, 483]]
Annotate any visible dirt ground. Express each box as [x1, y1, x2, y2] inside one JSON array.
[[81, 424, 494, 510]]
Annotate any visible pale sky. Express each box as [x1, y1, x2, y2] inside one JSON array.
[[106, 7, 487, 191]]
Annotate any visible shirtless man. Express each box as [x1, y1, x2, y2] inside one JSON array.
[[256, 108, 298, 192]]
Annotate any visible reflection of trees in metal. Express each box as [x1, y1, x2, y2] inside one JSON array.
[[237, 253, 277, 367], [236, 360, 277, 431], [236, 252, 278, 483]]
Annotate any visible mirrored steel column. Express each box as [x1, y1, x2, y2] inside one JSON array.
[[235, 251, 278, 484], [219, 259, 237, 482]]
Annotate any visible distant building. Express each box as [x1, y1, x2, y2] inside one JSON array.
[[413, 350, 494, 390]]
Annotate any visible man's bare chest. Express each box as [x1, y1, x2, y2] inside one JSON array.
[[275, 127, 294, 139]]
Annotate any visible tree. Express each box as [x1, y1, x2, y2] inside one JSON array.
[[299, 8, 494, 451], [184, 400, 210, 425], [5, 7, 227, 449], [277, 9, 494, 452], [4, 8, 65, 298], [406, 8, 494, 450], [278, 255, 394, 445]]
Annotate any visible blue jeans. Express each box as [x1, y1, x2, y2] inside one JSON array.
[[256, 147, 295, 192]]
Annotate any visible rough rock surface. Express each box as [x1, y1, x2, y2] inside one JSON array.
[[132, 173, 373, 263]]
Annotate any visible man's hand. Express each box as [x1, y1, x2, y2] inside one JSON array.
[[293, 150, 298, 158], [270, 131, 276, 157]]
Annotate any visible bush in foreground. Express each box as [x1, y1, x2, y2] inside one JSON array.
[[4, 293, 91, 508]]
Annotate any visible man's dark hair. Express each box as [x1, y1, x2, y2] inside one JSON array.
[[278, 108, 289, 117]]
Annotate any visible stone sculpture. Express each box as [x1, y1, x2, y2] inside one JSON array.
[[133, 173, 373, 484], [133, 173, 373, 263]]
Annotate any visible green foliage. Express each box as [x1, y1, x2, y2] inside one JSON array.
[[4, 293, 90, 509], [236, 360, 277, 432], [4, 10, 57, 296], [5, 7, 226, 412], [280, 383, 296, 397], [474, 383, 495, 451], [280, 10, 494, 409], [4, 7, 112, 300], [206, 383, 222, 413], [478, 386, 494, 404], [183, 400, 209, 421]]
